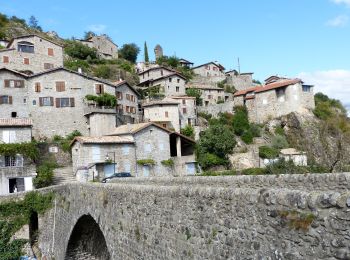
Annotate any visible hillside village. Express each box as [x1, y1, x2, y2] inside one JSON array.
[[0, 14, 349, 195]]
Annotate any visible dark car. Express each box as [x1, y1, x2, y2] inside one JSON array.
[[101, 172, 132, 183]]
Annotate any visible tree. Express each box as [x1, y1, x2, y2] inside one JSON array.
[[186, 88, 203, 106], [84, 31, 96, 40], [180, 125, 195, 139], [28, 15, 42, 31], [118, 43, 140, 63], [144, 41, 149, 63], [64, 40, 98, 60]]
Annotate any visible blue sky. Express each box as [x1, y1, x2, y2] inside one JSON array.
[[1, 0, 350, 106]]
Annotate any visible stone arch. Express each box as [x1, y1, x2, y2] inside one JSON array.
[[65, 214, 110, 260]]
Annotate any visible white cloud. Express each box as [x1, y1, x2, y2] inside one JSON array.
[[331, 0, 350, 7], [326, 15, 348, 27], [87, 24, 106, 33], [297, 70, 350, 108]]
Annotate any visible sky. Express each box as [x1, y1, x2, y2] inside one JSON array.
[[1, 0, 350, 108]]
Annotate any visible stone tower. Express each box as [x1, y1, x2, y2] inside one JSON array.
[[154, 44, 163, 60]]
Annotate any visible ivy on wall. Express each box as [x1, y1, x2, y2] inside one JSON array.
[[0, 142, 39, 161]]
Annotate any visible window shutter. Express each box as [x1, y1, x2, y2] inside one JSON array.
[[0, 96, 2, 105], [101, 85, 104, 94], [56, 98, 60, 108], [95, 85, 100, 94], [9, 96, 12, 104], [56, 82, 65, 92], [39, 97, 43, 106], [4, 80, 10, 88], [50, 97, 54, 106], [70, 98, 75, 107]]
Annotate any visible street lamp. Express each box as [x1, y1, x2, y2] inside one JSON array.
[[105, 152, 116, 176]]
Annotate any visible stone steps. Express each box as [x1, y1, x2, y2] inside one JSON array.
[[52, 166, 76, 185]]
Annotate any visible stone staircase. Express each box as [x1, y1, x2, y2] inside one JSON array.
[[53, 166, 76, 185]]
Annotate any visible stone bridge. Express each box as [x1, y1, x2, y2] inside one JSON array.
[[2, 173, 350, 259]]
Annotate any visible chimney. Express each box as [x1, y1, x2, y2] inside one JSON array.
[[78, 67, 82, 74]]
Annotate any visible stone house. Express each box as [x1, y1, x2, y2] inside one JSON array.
[[0, 34, 63, 74], [138, 65, 175, 83], [234, 78, 315, 123], [279, 148, 307, 166], [186, 85, 228, 106], [165, 96, 197, 128], [0, 118, 36, 195], [225, 70, 254, 91], [71, 122, 197, 180], [138, 71, 187, 97], [179, 58, 194, 68], [79, 35, 118, 59], [142, 100, 181, 131], [0, 67, 140, 139], [192, 61, 226, 80]]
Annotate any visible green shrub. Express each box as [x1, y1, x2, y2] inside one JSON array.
[[0, 142, 39, 161], [180, 125, 195, 139], [271, 135, 289, 149], [85, 93, 117, 107], [201, 170, 236, 176], [232, 106, 249, 136], [198, 112, 212, 121], [161, 159, 174, 167], [64, 40, 98, 60], [137, 159, 156, 165], [259, 146, 279, 159], [241, 130, 254, 144], [217, 99, 225, 104], [64, 59, 90, 72], [186, 88, 203, 106], [265, 159, 306, 175], [313, 92, 347, 120], [33, 159, 58, 188], [94, 64, 113, 79], [241, 168, 267, 175], [250, 123, 262, 137], [274, 126, 285, 136], [196, 153, 228, 170]]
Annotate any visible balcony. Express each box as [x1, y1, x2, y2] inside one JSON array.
[[83, 103, 116, 116]]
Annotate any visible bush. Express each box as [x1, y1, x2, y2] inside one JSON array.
[[314, 92, 347, 120], [241, 130, 254, 144], [196, 153, 228, 170], [201, 170, 236, 176], [94, 64, 113, 79], [259, 146, 279, 159], [85, 93, 117, 107], [250, 123, 262, 137], [271, 135, 289, 149], [274, 126, 285, 136], [180, 125, 195, 139], [217, 99, 225, 104], [232, 106, 250, 136], [33, 161, 56, 188], [64, 40, 98, 60], [198, 112, 212, 121], [161, 159, 174, 167], [265, 159, 306, 175], [64, 59, 90, 73], [241, 168, 267, 175], [186, 88, 203, 106]]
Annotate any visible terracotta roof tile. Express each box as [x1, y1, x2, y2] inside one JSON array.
[[74, 135, 134, 144]]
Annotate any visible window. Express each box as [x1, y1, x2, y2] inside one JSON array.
[[162, 123, 167, 128], [11, 112, 17, 118], [177, 78, 180, 83], [23, 98, 27, 104], [3, 56, 9, 63], [5, 156, 16, 167], [176, 86, 179, 92], [169, 78, 172, 82], [276, 88, 286, 102], [17, 41, 34, 53], [117, 104, 123, 112], [165, 111, 168, 117], [182, 99, 186, 105], [35, 82, 41, 92], [302, 85, 311, 92], [48, 48, 54, 56], [55, 98, 75, 108], [4, 80, 25, 88], [95, 84, 104, 94], [183, 108, 187, 114], [2, 130, 16, 143], [32, 100, 36, 106], [39, 97, 54, 106], [126, 94, 130, 100], [126, 106, 130, 113], [208, 95, 212, 99], [161, 70, 163, 76], [44, 63, 54, 70], [56, 81, 65, 92], [0, 95, 12, 104], [23, 58, 30, 65], [116, 91, 123, 100]]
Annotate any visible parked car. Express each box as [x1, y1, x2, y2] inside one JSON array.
[[101, 172, 132, 183]]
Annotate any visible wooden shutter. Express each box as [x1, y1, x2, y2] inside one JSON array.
[[56, 82, 65, 92], [39, 97, 43, 106], [183, 108, 187, 114], [24, 58, 29, 65], [95, 85, 101, 94], [35, 82, 41, 92], [48, 48, 54, 56], [101, 85, 104, 94], [70, 98, 75, 107], [4, 80, 10, 88], [3, 56, 9, 63], [8, 96, 12, 104], [0, 96, 2, 105], [50, 97, 54, 106], [56, 98, 60, 108]]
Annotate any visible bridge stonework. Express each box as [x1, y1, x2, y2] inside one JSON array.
[[3, 173, 350, 259]]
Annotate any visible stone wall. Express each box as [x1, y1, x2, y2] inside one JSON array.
[[198, 101, 234, 117], [1, 172, 345, 259]]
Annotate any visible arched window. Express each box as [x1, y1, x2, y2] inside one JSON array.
[[17, 41, 34, 53]]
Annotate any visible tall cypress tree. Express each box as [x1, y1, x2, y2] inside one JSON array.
[[144, 41, 149, 63]]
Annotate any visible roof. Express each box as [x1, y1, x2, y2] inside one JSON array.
[[225, 70, 254, 75], [280, 148, 306, 155], [113, 80, 140, 97], [0, 67, 30, 78], [0, 118, 32, 127], [72, 135, 134, 145], [138, 65, 176, 76], [142, 100, 180, 107], [108, 122, 195, 143], [29, 67, 117, 87], [234, 79, 302, 97], [186, 85, 224, 91], [0, 47, 15, 53], [192, 61, 225, 71], [137, 72, 187, 86], [6, 34, 63, 48], [85, 35, 118, 47], [179, 58, 193, 64]]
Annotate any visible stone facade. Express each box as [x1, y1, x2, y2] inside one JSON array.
[[138, 66, 174, 83], [187, 85, 226, 106], [4, 172, 349, 259], [192, 62, 226, 82], [79, 35, 118, 59], [0, 67, 140, 139], [234, 79, 315, 123], [225, 70, 254, 91], [0, 35, 63, 73], [197, 100, 234, 117], [167, 96, 197, 128]]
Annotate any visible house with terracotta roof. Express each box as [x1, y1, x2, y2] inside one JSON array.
[[234, 78, 315, 123], [71, 122, 197, 180], [0, 118, 36, 195], [0, 34, 63, 74]]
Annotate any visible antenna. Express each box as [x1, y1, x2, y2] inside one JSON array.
[[237, 57, 240, 74]]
